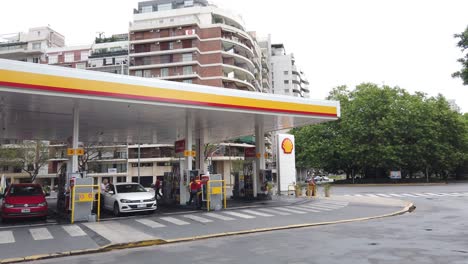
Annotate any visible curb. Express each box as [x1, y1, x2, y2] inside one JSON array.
[[0, 201, 415, 264], [334, 183, 446, 187]]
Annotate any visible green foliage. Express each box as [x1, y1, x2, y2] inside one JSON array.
[[293, 83, 468, 179], [453, 25, 468, 85]]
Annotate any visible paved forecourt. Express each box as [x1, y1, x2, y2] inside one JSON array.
[[0, 197, 409, 261]]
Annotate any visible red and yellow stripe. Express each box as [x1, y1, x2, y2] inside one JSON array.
[[0, 69, 337, 117]]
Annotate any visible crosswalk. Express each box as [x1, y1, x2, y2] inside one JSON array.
[[343, 192, 468, 198], [0, 201, 349, 245]]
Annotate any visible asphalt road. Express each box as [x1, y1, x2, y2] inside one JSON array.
[[29, 184, 468, 264]]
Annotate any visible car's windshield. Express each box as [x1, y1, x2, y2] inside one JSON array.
[[116, 184, 147, 193], [8, 186, 43, 196]]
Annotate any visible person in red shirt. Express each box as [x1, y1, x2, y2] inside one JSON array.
[[188, 177, 201, 208], [154, 178, 162, 199]]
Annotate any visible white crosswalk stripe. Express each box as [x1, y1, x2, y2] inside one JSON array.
[[293, 205, 321, 212], [159, 217, 191, 225], [411, 193, 429, 197], [375, 193, 392, 197], [84, 221, 154, 243], [316, 203, 345, 209], [204, 212, 235, 221], [30, 228, 53, 240], [354, 194, 364, 197], [274, 207, 307, 214], [136, 219, 166, 228], [241, 209, 274, 217], [365, 194, 379, 197], [62, 225, 87, 237], [400, 193, 418, 197], [183, 214, 214, 223], [223, 211, 256, 219], [257, 208, 291, 216], [302, 205, 332, 211], [0, 231, 15, 244], [388, 193, 404, 197]]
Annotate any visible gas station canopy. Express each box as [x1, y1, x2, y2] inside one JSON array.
[[0, 59, 340, 144]]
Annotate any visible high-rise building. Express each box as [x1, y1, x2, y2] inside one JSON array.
[[129, 0, 266, 92], [271, 43, 310, 98], [0, 26, 65, 63]]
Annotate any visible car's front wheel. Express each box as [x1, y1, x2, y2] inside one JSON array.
[[113, 202, 120, 217]]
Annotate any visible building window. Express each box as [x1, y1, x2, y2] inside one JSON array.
[[157, 3, 172, 11], [143, 70, 151, 78], [32, 43, 41, 50], [169, 42, 174, 50], [2, 166, 8, 172], [160, 68, 169, 77], [76, 62, 86, 69], [131, 163, 153, 167], [117, 176, 126, 183], [142, 5, 153, 13], [283, 71, 288, 75], [48, 55, 58, 64], [284, 89, 289, 93], [64, 53, 74, 63], [183, 79, 192, 84], [284, 80, 289, 84], [184, 0, 194, 7], [183, 66, 192, 75], [80, 51, 89, 61], [32, 57, 39, 63], [182, 53, 192, 62], [135, 70, 143, 77]]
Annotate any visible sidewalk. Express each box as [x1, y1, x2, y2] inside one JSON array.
[[0, 195, 414, 263]]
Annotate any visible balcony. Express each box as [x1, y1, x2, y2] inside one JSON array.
[[89, 49, 128, 58]]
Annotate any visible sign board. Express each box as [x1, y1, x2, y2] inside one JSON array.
[[108, 168, 117, 174], [67, 148, 84, 156], [67, 148, 75, 156], [277, 134, 296, 192], [175, 139, 185, 154], [390, 171, 402, 179], [244, 147, 256, 158], [78, 192, 94, 202]]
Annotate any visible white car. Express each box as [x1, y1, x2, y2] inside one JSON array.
[[102, 183, 157, 216], [314, 176, 334, 184]]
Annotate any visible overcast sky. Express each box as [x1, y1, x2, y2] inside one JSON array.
[[1, 0, 467, 112]]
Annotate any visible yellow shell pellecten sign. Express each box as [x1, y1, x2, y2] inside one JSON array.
[[281, 138, 294, 154]]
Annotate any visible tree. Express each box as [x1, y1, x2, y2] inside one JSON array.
[[293, 83, 468, 181], [1, 141, 50, 182], [452, 25, 468, 85], [78, 143, 103, 173]]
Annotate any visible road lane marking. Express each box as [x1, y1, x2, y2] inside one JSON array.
[[62, 225, 87, 237], [257, 208, 291, 216], [274, 207, 307, 214], [136, 219, 166, 228], [84, 221, 154, 243], [0, 231, 15, 244], [159, 217, 191, 225], [30, 228, 53, 240], [241, 209, 274, 217], [223, 211, 256, 219], [183, 215, 214, 223], [204, 212, 235, 221]]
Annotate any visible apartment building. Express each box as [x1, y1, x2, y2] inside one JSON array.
[[0, 26, 65, 63], [88, 34, 129, 75], [271, 43, 310, 98], [44, 45, 91, 69], [128, 0, 266, 92]]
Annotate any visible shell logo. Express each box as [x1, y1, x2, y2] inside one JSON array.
[[281, 138, 294, 154]]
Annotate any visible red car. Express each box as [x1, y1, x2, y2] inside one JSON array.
[[1, 183, 48, 221]]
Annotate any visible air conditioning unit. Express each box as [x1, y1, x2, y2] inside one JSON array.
[[150, 29, 154, 32], [177, 40, 181, 43], [177, 26, 182, 30], [156, 42, 160, 45], [156, 29, 160, 32]]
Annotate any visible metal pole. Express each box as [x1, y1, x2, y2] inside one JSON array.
[[72, 107, 79, 174], [138, 143, 140, 183]]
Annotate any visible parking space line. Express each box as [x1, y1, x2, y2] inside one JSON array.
[[223, 211, 256, 219], [204, 212, 235, 221], [257, 208, 291, 216], [0, 231, 15, 244], [62, 225, 87, 237], [30, 227, 53, 240], [136, 219, 166, 228], [183, 215, 214, 223], [241, 209, 274, 217], [159, 217, 191, 225]]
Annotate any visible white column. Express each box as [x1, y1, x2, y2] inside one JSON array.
[[254, 117, 265, 198], [50, 177, 55, 189], [72, 107, 79, 174], [179, 112, 193, 205]]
